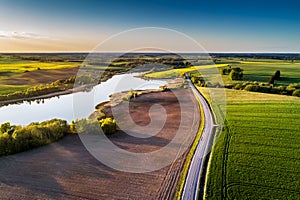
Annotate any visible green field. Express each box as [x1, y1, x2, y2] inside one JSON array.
[[0, 85, 29, 96], [220, 60, 300, 85], [145, 59, 300, 86], [144, 64, 227, 79], [203, 88, 300, 199]]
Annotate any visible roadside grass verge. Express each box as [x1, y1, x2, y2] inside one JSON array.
[[204, 89, 300, 199], [174, 88, 205, 199]]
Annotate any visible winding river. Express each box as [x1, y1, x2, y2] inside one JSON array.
[[0, 73, 166, 125]]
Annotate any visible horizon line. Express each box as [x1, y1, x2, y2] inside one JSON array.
[[1, 51, 300, 54]]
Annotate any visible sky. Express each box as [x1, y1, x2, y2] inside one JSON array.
[[0, 0, 299, 52]]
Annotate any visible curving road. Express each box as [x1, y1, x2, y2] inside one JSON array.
[[182, 73, 215, 200]]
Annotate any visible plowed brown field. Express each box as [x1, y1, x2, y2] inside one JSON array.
[[0, 89, 200, 199]]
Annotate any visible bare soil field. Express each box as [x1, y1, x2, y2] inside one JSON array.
[[0, 89, 200, 199], [1, 67, 79, 86]]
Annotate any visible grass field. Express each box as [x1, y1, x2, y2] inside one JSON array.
[[145, 59, 300, 88], [0, 85, 29, 95], [144, 64, 227, 79], [202, 88, 300, 199], [221, 59, 300, 85]]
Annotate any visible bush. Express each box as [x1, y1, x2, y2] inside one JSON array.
[[229, 70, 243, 80], [0, 119, 69, 157], [0, 133, 11, 156], [292, 90, 300, 97], [0, 122, 11, 134], [244, 84, 259, 92], [71, 118, 100, 134], [99, 118, 117, 135], [270, 87, 280, 94], [233, 83, 243, 90], [71, 117, 116, 135]]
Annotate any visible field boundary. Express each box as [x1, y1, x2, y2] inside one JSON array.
[[174, 88, 205, 199]]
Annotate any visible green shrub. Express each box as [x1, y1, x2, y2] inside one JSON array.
[[72, 117, 117, 135], [292, 89, 300, 97], [0, 122, 11, 134], [0, 133, 11, 156], [0, 119, 69, 157], [229, 70, 243, 80], [99, 118, 117, 135], [241, 82, 251, 88], [270, 87, 280, 94], [233, 83, 243, 90], [259, 86, 271, 93], [244, 84, 259, 92], [71, 118, 100, 134]]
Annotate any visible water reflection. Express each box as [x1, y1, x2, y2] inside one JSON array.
[[0, 74, 165, 125]]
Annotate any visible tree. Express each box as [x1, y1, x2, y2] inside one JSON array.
[[0, 122, 10, 134], [268, 75, 275, 85], [274, 70, 280, 80], [229, 70, 243, 80]]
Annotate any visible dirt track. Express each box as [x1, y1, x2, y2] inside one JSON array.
[[0, 89, 200, 199]]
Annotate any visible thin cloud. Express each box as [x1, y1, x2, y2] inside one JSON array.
[[0, 30, 51, 40]]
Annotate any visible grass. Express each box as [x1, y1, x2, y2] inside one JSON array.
[[203, 88, 300, 199], [144, 64, 228, 79], [223, 60, 300, 85], [174, 91, 205, 199], [0, 85, 29, 95], [145, 58, 300, 86]]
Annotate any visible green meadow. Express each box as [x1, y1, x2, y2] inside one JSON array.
[[145, 59, 300, 86], [144, 64, 227, 79], [0, 85, 29, 96], [202, 88, 300, 199]]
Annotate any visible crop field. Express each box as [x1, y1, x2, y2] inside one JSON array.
[[0, 56, 81, 95], [203, 88, 300, 199], [0, 88, 200, 199], [0, 55, 80, 75]]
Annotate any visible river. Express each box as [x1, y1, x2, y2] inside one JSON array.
[[0, 73, 165, 125]]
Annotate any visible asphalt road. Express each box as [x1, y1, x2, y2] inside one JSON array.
[[182, 73, 215, 200]]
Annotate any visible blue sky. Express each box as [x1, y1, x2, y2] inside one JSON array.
[[0, 0, 299, 52]]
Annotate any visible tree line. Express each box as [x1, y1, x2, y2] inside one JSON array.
[[0, 77, 75, 102], [188, 69, 300, 97], [0, 117, 117, 157]]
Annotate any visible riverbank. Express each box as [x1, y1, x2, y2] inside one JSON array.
[[0, 84, 94, 107], [0, 86, 201, 199]]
